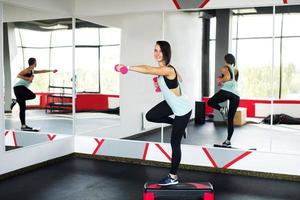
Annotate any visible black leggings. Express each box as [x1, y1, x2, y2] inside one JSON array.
[[207, 90, 240, 141], [146, 101, 191, 175], [13, 86, 36, 126]]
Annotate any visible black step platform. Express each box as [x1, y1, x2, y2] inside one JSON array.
[[143, 182, 214, 200]]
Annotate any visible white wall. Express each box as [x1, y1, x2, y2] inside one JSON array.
[[3, 3, 71, 22], [74, 0, 176, 17], [0, 137, 74, 175], [80, 11, 202, 139], [164, 12, 202, 110], [1, 0, 73, 19], [204, 0, 293, 10]]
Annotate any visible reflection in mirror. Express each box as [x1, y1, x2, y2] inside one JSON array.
[[75, 19, 121, 136], [124, 7, 300, 155], [74, 6, 300, 156], [266, 4, 300, 154], [4, 18, 73, 150]]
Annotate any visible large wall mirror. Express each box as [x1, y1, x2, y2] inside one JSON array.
[[76, 4, 300, 156], [3, 16, 74, 150], [267, 4, 300, 154], [74, 18, 121, 136]]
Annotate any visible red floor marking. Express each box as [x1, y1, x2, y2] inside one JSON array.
[[92, 138, 105, 156], [155, 144, 172, 161]]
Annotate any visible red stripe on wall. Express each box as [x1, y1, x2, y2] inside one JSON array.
[[202, 147, 218, 168], [203, 97, 300, 118], [283, 0, 288, 4], [172, 0, 181, 9], [199, 0, 209, 8], [142, 143, 149, 160], [92, 138, 105, 156], [47, 134, 56, 141], [12, 131, 18, 147], [222, 151, 252, 169], [155, 144, 172, 161]]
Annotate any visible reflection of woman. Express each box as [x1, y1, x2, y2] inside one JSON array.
[[115, 41, 192, 186], [208, 53, 240, 147], [11, 57, 57, 131]]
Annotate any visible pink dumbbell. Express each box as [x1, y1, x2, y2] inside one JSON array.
[[217, 76, 222, 86], [153, 77, 161, 92], [115, 64, 129, 74]]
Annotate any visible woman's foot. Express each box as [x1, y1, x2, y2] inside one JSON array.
[[10, 99, 17, 110], [222, 139, 231, 147], [158, 174, 179, 186], [21, 125, 33, 131]]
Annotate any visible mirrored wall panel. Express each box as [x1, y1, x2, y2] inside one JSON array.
[[4, 18, 74, 150], [75, 18, 121, 136]]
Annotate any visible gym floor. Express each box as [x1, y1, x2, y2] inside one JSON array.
[[5, 109, 300, 155], [132, 121, 300, 154], [0, 158, 299, 200]]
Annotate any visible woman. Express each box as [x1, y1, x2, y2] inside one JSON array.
[[208, 53, 240, 147], [115, 41, 192, 186], [11, 57, 57, 131]]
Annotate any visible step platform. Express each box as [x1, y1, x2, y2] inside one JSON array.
[[143, 182, 214, 200]]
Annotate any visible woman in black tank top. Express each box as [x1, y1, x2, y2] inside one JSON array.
[[115, 41, 191, 186]]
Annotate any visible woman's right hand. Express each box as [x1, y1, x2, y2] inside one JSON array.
[[115, 64, 129, 74]]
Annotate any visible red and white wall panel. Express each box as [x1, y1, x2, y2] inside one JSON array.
[[75, 136, 300, 176]]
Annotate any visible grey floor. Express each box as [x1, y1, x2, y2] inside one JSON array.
[[131, 120, 300, 154], [0, 158, 299, 200], [5, 109, 300, 155], [5, 109, 120, 135]]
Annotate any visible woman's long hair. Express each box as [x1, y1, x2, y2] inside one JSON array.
[[156, 41, 171, 65]]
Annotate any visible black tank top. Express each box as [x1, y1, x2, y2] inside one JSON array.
[[163, 65, 178, 89]]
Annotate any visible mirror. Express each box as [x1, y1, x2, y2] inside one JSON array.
[[74, 4, 300, 155], [267, 4, 300, 154], [3, 17, 74, 150], [74, 18, 121, 136]]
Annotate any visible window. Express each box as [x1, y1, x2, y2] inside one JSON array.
[[75, 48, 99, 92], [51, 47, 73, 87], [12, 23, 121, 95], [222, 12, 300, 99], [100, 46, 120, 94]]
